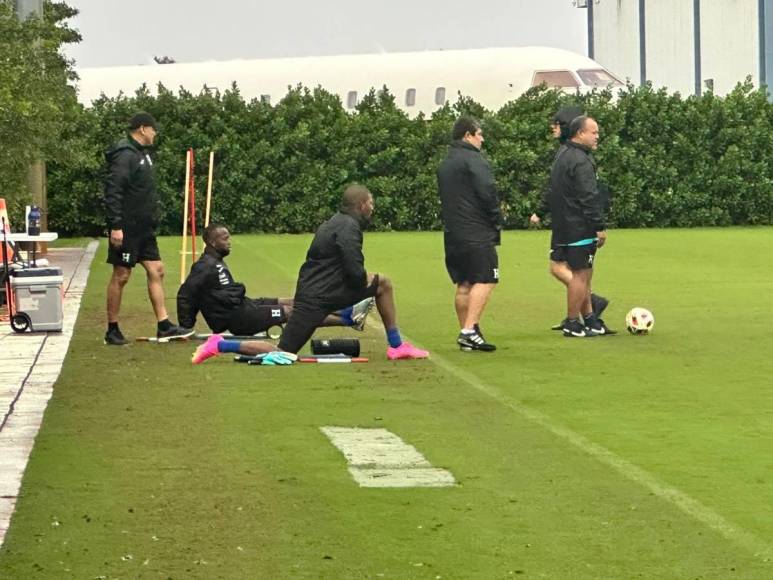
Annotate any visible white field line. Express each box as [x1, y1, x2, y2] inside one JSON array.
[[262, 245, 772, 559], [425, 346, 772, 560], [0, 241, 98, 548], [320, 426, 456, 488]]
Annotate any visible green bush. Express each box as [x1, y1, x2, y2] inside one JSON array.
[[45, 80, 773, 236]]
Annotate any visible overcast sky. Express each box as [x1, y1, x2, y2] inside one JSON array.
[[62, 0, 589, 68]]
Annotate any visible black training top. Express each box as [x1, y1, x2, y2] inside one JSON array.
[[104, 136, 159, 231], [437, 140, 503, 245], [293, 211, 368, 308], [547, 141, 606, 245], [177, 248, 247, 332]]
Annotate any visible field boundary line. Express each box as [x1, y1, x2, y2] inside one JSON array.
[[261, 245, 772, 560], [427, 347, 772, 561]]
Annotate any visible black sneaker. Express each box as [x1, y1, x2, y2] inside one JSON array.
[[104, 327, 128, 346], [157, 325, 195, 343], [594, 317, 617, 335], [457, 330, 496, 352], [591, 294, 609, 318], [551, 318, 568, 331], [562, 319, 591, 338]]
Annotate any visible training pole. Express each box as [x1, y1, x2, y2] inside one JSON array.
[[180, 149, 191, 284], [188, 149, 197, 262], [205, 151, 214, 227]]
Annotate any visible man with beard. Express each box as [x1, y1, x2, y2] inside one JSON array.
[[177, 224, 375, 336], [191, 185, 429, 364]]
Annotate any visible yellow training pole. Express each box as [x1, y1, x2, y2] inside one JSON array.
[[180, 150, 191, 284], [205, 150, 214, 227]]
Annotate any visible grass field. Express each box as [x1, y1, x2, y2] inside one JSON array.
[[1, 228, 773, 579]]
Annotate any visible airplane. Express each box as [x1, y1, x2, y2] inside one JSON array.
[[76, 46, 624, 115]]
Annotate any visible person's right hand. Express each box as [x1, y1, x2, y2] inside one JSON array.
[[596, 230, 607, 248], [261, 351, 297, 366], [529, 213, 541, 226], [109, 229, 123, 248]]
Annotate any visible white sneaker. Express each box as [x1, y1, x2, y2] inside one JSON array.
[[351, 297, 375, 331]]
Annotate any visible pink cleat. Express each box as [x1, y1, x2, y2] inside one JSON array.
[[387, 341, 430, 360], [192, 334, 224, 364]]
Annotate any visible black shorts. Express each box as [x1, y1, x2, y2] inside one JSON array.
[[444, 243, 499, 285], [278, 277, 379, 353], [563, 243, 597, 271], [107, 230, 161, 268], [549, 245, 567, 263], [227, 298, 288, 335]]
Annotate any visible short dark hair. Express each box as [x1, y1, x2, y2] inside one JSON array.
[[128, 111, 158, 131], [203, 223, 228, 244], [340, 184, 372, 212], [568, 115, 591, 139], [452, 116, 481, 141]]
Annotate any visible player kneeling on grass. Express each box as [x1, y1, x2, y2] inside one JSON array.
[[177, 224, 374, 337], [192, 184, 429, 365]]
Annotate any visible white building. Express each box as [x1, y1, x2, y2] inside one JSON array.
[[581, 0, 773, 96]]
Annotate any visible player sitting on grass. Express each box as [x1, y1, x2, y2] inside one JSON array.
[[192, 184, 429, 365], [178, 224, 375, 337]]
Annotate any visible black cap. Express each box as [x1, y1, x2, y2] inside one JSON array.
[[128, 112, 158, 131], [552, 106, 583, 142]]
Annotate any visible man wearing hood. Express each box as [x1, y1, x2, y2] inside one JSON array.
[[437, 116, 502, 353], [176, 224, 374, 336], [531, 106, 612, 333], [104, 112, 192, 345]]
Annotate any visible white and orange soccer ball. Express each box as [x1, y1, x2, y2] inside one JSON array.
[[625, 307, 655, 335]]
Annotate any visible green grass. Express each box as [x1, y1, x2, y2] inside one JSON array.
[[2, 228, 773, 579], [48, 237, 96, 248]]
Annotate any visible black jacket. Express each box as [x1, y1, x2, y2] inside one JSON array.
[[548, 141, 606, 245], [104, 136, 159, 231], [294, 211, 368, 308], [437, 141, 502, 245], [176, 249, 246, 332]]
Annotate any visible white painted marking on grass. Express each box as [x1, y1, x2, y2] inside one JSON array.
[[266, 244, 771, 558], [0, 242, 97, 547], [426, 349, 773, 560], [321, 427, 456, 488]]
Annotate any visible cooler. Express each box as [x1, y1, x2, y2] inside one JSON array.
[[10, 267, 64, 332]]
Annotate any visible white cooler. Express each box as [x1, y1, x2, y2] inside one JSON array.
[[10, 267, 64, 332]]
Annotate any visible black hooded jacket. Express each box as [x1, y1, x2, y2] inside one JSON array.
[[104, 136, 159, 231], [547, 141, 606, 245], [176, 248, 247, 332], [437, 141, 502, 245], [293, 211, 368, 308]]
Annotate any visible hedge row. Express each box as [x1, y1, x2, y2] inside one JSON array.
[[45, 80, 773, 236]]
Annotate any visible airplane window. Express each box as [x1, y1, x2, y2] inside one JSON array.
[[405, 88, 416, 107], [576, 69, 624, 87], [347, 90, 358, 109], [260, 94, 271, 105], [435, 87, 446, 105], [531, 71, 579, 88]]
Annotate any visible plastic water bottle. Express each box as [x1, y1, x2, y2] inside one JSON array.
[[28, 206, 41, 236]]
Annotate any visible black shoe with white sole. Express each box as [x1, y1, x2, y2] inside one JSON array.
[[457, 330, 497, 352], [562, 318, 592, 338]]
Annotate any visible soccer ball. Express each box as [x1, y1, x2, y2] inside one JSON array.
[[625, 307, 655, 335]]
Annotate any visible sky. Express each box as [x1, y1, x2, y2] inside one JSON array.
[[61, 0, 589, 69]]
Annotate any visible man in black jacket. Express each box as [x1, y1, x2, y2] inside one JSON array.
[[104, 112, 191, 345], [177, 224, 374, 335], [530, 106, 610, 330], [437, 117, 502, 352], [547, 116, 609, 338], [190, 185, 429, 364]]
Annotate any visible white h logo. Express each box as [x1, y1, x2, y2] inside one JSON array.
[[493, 268, 500, 280], [271, 308, 281, 318], [122, 252, 131, 262]]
